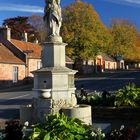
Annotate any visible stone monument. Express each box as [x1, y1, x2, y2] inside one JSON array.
[[20, 0, 92, 125]]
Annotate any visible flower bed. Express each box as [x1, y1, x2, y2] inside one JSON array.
[[0, 114, 140, 140], [77, 83, 140, 123], [0, 114, 105, 140], [77, 83, 140, 108]]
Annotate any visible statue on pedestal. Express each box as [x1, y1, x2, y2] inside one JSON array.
[[44, 0, 62, 42]]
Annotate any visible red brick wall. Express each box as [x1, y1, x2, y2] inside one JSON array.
[[0, 59, 41, 81], [0, 59, 41, 87], [0, 63, 25, 81], [28, 58, 41, 77], [105, 61, 117, 70]]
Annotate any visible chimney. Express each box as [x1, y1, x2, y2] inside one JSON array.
[[0, 25, 11, 41], [22, 31, 28, 42]]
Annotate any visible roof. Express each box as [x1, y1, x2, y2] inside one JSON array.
[[66, 56, 74, 64], [11, 39, 73, 63], [102, 53, 116, 62], [0, 33, 74, 64], [115, 55, 124, 61], [0, 43, 24, 64], [11, 39, 41, 59]]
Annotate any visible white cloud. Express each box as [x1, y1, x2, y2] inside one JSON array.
[[0, 3, 44, 13], [124, 0, 140, 4], [101, 0, 140, 8]]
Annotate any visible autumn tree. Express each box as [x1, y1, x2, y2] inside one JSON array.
[[61, 0, 111, 62], [3, 16, 38, 42], [110, 19, 138, 60], [129, 36, 140, 62]]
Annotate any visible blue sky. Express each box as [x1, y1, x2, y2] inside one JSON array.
[[0, 0, 140, 30]]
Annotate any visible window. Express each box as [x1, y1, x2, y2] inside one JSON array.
[[13, 66, 18, 83]]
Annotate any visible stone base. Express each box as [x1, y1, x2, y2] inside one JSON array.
[[20, 101, 92, 125], [32, 98, 72, 123], [20, 105, 33, 124], [32, 98, 53, 123], [61, 104, 92, 125]]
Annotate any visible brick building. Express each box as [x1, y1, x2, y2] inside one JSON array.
[[79, 53, 117, 74], [102, 53, 117, 71], [0, 26, 73, 87]]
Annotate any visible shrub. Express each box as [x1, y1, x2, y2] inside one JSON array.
[[3, 120, 23, 140], [23, 113, 105, 140], [77, 91, 115, 107], [77, 92, 102, 106], [114, 83, 140, 107]]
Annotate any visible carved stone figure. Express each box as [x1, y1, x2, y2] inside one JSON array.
[[44, 0, 62, 42]]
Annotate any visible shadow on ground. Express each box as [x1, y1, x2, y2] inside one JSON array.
[[0, 84, 33, 92], [0, 108, 19, 120], [0, 99, 32, 105], [0, 99, 31, 121]]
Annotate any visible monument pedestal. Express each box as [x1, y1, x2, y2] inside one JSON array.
[[20, 42, 92, 125], [30, 42, 78, 123]]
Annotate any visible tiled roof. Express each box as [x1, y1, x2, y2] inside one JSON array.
[[102, 53, 116, 62], [11, 39, 73, 63], [0, 43, 24, 64], [11, 39, 41, 59]]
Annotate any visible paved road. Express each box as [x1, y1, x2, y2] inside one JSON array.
[[75, 70, 140, 92], [0, 91, 33, 121], [0, 70, 140, 121]]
